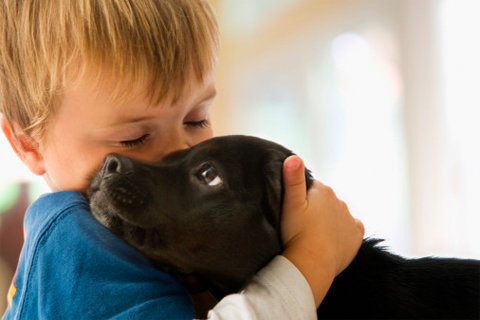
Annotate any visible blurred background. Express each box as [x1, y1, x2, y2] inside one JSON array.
[[209, 0, 480, 259], [1, 0, 480, 309]]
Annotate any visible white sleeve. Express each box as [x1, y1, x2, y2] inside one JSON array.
[[206, 255, 317, 320]]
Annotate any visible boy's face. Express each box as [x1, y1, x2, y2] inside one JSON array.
[[38, 69, 216, 193]]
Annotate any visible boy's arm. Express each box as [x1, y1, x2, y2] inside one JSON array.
[[207, 156, 364, 319], [208, 255, 316, 319], [281, 156, 365, 307], [6, 167, 360, 320]]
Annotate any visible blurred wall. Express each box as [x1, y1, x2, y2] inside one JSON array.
[[211, 0, 480, 258]]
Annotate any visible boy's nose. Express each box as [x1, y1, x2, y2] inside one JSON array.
[[101, 153, 133, 178]]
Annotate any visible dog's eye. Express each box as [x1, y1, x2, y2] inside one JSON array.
[[197, 164, 223, 187]]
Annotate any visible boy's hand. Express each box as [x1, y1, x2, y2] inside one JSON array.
[[280, 155, 364, 307]]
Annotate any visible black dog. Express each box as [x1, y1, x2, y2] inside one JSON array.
[[88, 135, 480, 319]]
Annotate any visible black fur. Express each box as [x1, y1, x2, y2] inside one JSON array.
[[88, 135, 480, 319]]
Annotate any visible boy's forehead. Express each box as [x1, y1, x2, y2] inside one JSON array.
[[62, 63, 217, 122], [67, 66, 178, 108]]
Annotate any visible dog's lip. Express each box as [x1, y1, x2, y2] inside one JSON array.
[[86, 170, 103, 199], [90, 193, 164, 256], [88, 178, 155, 228], [89, 189, 116, 228]]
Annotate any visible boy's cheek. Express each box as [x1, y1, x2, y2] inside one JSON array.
[[41, 157, 95, 192]]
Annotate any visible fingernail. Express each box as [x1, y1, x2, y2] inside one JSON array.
[[285, 157, 301, 170]]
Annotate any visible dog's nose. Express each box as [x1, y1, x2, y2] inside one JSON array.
[[101, 154, 131, 178]]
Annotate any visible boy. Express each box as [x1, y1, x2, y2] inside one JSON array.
[[0, 0, 364, 319]]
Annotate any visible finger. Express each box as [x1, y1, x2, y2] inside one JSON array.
[[282, 155, 307, 211], [356, 218, 365, 237]]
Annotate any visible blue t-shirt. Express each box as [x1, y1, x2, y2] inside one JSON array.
[[3, 190, 194, 320]]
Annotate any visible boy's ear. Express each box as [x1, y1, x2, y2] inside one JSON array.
[[1, 117, 46, 176]]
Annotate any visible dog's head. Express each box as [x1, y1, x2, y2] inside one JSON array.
[[88, 135, 313, 294]]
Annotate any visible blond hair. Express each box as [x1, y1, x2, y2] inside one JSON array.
[[0, 0, 219, 142]]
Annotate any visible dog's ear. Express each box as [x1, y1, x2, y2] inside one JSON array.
[[262, 149, 314, 234]]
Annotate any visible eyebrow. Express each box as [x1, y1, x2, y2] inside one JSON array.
[[106, 86, 217, 127], [94, 120, 153, 142], [106, 114, 153, 128], [195, 86, 217, 106]]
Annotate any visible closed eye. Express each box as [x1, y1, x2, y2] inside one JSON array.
[[119, 134, 150, 148], [184, 119, 211, 129]]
